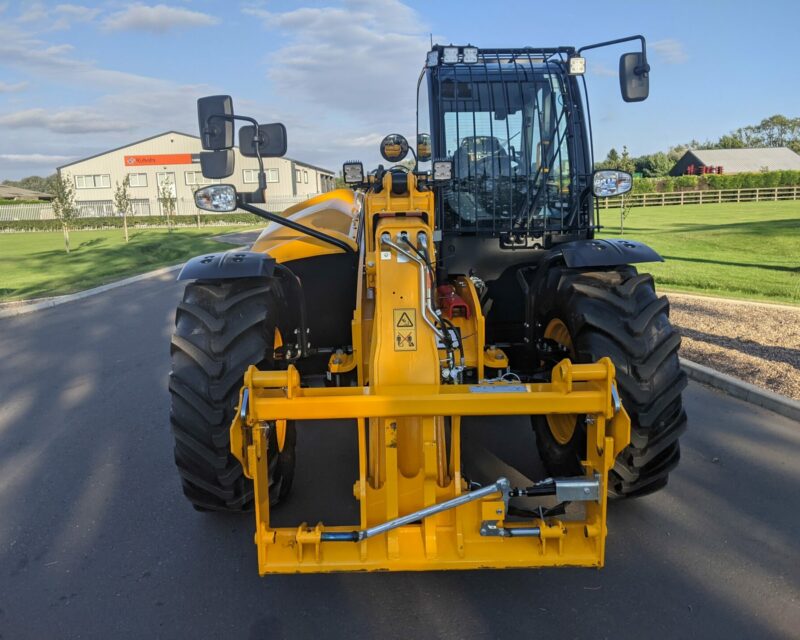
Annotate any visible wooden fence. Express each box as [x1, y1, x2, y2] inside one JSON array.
[[602, 186, 800, 209]]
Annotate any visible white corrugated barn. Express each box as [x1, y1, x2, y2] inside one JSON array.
[[670, 147, 800, 176]]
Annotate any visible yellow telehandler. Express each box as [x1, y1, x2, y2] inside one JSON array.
[[169, 36, 686, 574]]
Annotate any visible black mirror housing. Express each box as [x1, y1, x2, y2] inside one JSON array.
[[200, 149, 235, 179], [197, 95, 234, 150], [619, 52, 649, 102], [239, 123, 287, 158]]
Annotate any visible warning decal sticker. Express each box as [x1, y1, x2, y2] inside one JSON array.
[[393, 308, 417, 351]]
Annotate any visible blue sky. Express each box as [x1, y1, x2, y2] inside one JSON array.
[[0, 0, 798, 180]]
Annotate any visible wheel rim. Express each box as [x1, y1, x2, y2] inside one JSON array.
[[544, 318, 579, 445]]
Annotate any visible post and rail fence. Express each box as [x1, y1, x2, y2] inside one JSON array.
[[601, 186, 800, 209]]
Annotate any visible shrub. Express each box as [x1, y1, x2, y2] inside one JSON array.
[[0, 213, 266, 232]]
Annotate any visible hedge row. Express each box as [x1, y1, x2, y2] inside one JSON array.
[[632, 170, 800, 193], [0, 213, 267, 232]]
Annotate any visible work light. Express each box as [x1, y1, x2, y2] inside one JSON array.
[[462, 47, 479, 64], [442, 47, 459, 64], [568, 56, 586, 75], [426, 50, 439, 67], [432, 159, 453, 181], [343, 161, 364, 184]]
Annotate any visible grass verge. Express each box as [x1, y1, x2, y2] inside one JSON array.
[[599, 200, 800, 304], [0, 227, 254, 302]]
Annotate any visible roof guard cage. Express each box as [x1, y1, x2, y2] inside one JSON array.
[[428, 46, 592, 246]]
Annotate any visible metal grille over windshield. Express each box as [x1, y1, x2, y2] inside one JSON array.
[[436, 53, 580, 244]]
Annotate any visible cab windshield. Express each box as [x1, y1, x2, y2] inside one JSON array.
[[423, 65, 576, 237]]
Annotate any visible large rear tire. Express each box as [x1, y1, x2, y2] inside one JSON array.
[[532, 266, 687, 498], [169, 278, 296, 512]]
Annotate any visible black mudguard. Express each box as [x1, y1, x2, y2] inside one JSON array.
[[557, 238, 662, 269], [177, 250, 276, 281]]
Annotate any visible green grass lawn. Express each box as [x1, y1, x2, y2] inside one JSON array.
[[599, 200, 800, 304], [0, 227, 255, 302]]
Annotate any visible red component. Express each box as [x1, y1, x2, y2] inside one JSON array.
[[686, 164, 695, 175], [437, 285, 470, 319]]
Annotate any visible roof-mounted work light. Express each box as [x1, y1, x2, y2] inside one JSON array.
[[442, 47, 459, 64], [568, 56, 586, 75], [462, 47, 479, 64]]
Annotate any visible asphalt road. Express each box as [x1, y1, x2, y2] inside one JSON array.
[[1, 269, 798, 640]]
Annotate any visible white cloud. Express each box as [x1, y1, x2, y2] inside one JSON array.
[[0, 81, 28, 93], [651, 39, 688, 64], [15, 3, 48, 24], [103, 4, 219, 33], [589, 62, 617, 78], [0, 108, 138, 134], [0, 153, 76, 164], [245, 0, 431, 170]]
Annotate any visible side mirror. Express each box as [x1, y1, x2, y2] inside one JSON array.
[[619, 52, 649, 102], [417, 133, 432, 162], [592, 170, 632, 198], [195, 184, 237, 212], [240, 123, 287, 158], [197, 95, 234, 150], [200, 149, 234, 179]]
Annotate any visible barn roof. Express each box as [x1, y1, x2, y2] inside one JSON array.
[[680, 147, 800, 173]]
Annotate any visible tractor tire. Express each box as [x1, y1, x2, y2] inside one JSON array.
[[169, 278, 296, 512], [532, 266, 687, 498]]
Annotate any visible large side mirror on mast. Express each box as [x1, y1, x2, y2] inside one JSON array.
[[200, 150, 235, 179], [197, 95, 234, 150], [240, 123, 287, 158], [619, 52, 649, 102]]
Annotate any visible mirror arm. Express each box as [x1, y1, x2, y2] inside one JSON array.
[[577, 34, 649, 76], [207, 113, 269, 199], [236, 198, 356, 255]]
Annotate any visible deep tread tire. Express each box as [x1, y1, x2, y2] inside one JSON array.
[[532, 266, 687, 498], [169, 278, 296, 512]]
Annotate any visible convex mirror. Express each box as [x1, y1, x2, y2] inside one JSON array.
[[592, 170, 633, 198], [380, 134, 409, 163]]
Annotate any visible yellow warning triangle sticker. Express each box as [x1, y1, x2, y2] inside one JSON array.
[[396, 312, 414, 327]]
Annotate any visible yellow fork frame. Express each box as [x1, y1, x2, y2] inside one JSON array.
[[230, 359, 630, 575]]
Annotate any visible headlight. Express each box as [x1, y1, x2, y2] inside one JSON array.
[[194, 185, 237, 212], [432, 159, 453, 181], [343, 161, 364, 184]]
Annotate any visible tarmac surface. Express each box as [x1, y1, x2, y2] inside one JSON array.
[[1, 265, 798, 639]]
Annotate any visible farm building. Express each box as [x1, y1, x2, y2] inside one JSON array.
[[56, 131, 336, 217], [670, 147, 800, 176], [0, 185, 53, 201]]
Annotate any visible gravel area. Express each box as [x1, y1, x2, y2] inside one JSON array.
[[667, 292, 800, 401]]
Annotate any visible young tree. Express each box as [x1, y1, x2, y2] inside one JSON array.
[[113, 175, 132, 243], [618, 146, 636, 175], [51, 173, 79, 253], [159, 177, 176, 233]]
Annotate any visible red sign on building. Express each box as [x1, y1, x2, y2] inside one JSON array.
[[124, 154, 195, 167]]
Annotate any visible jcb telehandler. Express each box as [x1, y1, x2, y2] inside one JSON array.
[[169, 36, 686, 574]]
